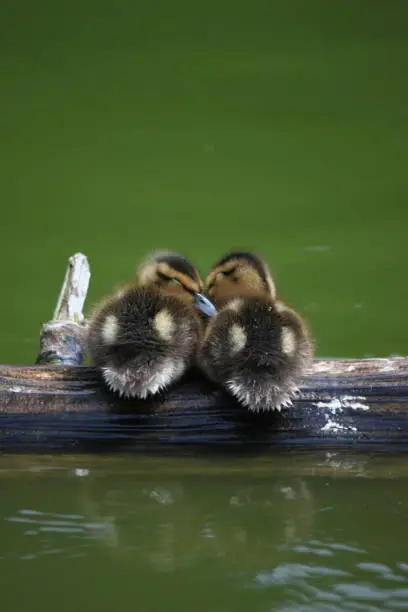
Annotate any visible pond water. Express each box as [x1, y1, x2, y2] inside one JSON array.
[[1, 453, 408, 612], [1, 1, 408, 610]]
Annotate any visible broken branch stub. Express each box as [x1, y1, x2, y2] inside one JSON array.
[[35, 253, 91, 366]]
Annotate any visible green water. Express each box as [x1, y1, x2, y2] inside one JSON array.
[[1, 453, 408, 611], [1, 0, 408, 363], [2, 1, 408, 609]]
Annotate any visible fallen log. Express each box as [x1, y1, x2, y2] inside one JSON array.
[[0, 254, 407, 453]]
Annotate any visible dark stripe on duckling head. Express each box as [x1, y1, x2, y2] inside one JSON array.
[[154, 252, 201, 285], [214, 252, 268, 282], [206, 251, 276, 299], [137, 250, 203, 293]]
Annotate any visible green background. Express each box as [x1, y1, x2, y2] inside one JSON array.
[[1, 0, 407, 362]]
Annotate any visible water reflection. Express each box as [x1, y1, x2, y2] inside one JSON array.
[[4, 507, 117, 559], [1, 457, 408, 611]]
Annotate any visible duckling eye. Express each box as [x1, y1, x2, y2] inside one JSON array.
[[220, 267, 237, 279], [158, 271, 183, 287], [214, 268, 237, 283]]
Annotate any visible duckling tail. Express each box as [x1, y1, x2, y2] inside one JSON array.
[[101, 356, 186, 399]]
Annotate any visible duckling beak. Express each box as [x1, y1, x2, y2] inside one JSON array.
[[193, 293, 217, 317]]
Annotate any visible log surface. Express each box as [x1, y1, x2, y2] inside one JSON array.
[[1, 357, 408, 453]]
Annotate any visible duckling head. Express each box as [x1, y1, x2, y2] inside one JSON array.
[[206, 251, 276, 307], [137, 250, 217, 317]]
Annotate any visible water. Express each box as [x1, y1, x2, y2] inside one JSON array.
[[1, 0, 408, 609], [1, 453, 408, 611]]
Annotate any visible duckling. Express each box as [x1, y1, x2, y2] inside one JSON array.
[[198, 251, 314, 412], [86, 250, 217, 399]]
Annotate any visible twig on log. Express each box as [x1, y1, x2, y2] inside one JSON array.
[[51, 252, 90, 323], [35, 253, 91, 366]]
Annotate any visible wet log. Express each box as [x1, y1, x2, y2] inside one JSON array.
[[0, 253, 407, 453], [0, 357, 407, 453]]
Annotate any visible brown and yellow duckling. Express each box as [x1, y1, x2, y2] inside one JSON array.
[[86, 250, 216, 399], [198, 251, 314, 412]]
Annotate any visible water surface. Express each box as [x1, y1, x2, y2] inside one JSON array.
[[1, 453, 408, 611]]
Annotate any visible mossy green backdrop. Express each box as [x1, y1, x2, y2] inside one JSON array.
[[1, 0, 407, 362]]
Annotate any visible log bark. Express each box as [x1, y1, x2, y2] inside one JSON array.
[[0, 357, 407, 453]]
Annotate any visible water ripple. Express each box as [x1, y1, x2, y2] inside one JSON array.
[[248, 538, 408, 610], [3, 507, 117, 560]]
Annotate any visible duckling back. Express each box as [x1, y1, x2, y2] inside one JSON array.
[[199, 296, 313, 412], [87, 285, 202, 399]]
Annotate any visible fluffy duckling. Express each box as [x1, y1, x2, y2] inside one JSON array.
[[86, 250, 216, 399], [198, 251, 314, 412]]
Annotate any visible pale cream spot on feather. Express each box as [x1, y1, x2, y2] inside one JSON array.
[[229, 324, 247, 354], [281, 326, 297, 356], [265, 272, 276, 300], [275, 301, 287, 314], [226, 298, 243, 312], [102, 315, 119, 345], [115, 288, 127, 299], [154, 308, 175, 341], [137, 263, 157, 286]]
